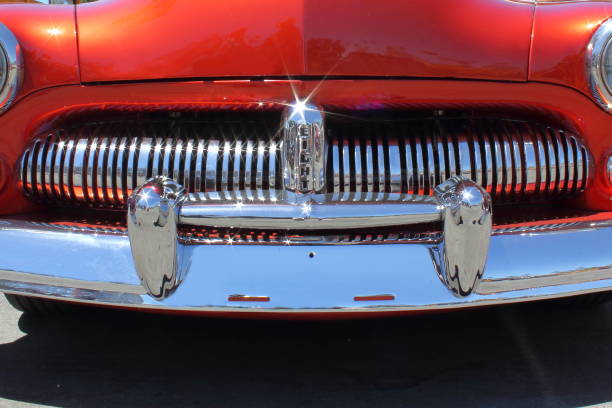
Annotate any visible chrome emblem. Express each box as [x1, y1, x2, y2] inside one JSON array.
[[281, 102, 326, 193]]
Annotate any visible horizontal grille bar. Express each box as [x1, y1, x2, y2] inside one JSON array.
[[19, 117, 591, 207]]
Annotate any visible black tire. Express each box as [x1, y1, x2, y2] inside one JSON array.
[[4, 294, 73, 315], [567, 291, 612, 308]]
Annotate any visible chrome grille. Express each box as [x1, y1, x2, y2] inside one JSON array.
[[19, 116, 591, 207], [327, 118, 590, 199], [20, 119, 282, 207]]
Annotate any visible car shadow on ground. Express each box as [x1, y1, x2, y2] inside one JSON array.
[[0, 299, 611, 407]]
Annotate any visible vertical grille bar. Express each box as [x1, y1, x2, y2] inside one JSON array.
[[354, 130, 363, 193], [388, 137, 402, 193]]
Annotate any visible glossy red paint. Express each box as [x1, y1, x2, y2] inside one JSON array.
[[0, 155, 8, 195], [304, 0, 533, 80], [1, 79, 611, 215], [529, 2, 612, 100], [76, 0, 304, 82], [0, 4, 78, 100], [76, 0, 534, 82]]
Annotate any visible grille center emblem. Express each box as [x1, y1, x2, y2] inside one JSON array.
[[281, 102, 326, 193]]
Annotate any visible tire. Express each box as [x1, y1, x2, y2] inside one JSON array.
[[4, 294, 73, 315]]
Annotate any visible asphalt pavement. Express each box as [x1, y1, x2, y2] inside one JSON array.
[[0, 294, 611, 408]]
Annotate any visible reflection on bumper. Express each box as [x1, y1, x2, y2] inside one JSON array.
[[0, 218, 611, 314]]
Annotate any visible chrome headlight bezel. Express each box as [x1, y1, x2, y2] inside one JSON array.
[[0, 23, 23, 115], [587, 18, 612, 112]]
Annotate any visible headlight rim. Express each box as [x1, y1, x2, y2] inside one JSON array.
[[587, 18, 612, 112], [0, 23, 23, 115], [0, 47, 7, 92]]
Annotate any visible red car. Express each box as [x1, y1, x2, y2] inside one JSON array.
[[0, 0, 610, 317]]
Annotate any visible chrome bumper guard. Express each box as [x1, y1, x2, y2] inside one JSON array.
[[0, 175, 611, 314]]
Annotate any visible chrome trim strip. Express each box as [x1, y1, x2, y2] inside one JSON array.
[[587, 17, 612, 112], [0, 23, 23, 114], [18, 218, 611, 243], [179, 190, 442, 230]]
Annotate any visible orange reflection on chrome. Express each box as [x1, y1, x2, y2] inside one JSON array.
[[228, 295, 270, 302], [354, 294, 395, 302]]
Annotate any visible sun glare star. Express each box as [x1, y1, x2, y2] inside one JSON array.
[[46, 27, 63, 37]]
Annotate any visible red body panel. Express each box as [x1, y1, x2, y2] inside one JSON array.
[[529, 2, 612, 100], [304, 0, 533, 80], [76, 0, 533, 82], [0, 4, 78, 100], [76, 0, 305, 82]]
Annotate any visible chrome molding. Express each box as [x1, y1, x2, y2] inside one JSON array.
[[0, 23, 23, 114], [0, 216, 611, 313], [127, 176, 492, 298], [179, 190, 441, 230], [17, 218, 611, 244], [19, 118, 590, 207], [281, 102, 326, 193], [587, 17, 612, 111]]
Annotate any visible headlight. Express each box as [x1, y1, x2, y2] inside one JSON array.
[[587, 18, 612, 111], [0, 23, 23, 115]]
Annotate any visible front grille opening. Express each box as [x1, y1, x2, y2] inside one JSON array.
[[18, 109, 592, 213]]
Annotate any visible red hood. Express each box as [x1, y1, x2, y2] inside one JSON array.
[[78, 0, 533, 82]]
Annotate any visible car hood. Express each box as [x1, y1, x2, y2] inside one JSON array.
[[76, 0, 534, 83]]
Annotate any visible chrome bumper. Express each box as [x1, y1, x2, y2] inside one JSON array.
[[0, 215, 611, 314]]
